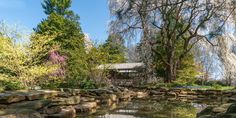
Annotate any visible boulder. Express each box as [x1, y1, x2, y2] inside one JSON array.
[[0, 109, 42, 118], [25, 92, 44, 101], [58, 88, 80, 96], [217, 114, 236, 118], [87, 89, 113, 96], [119, 94, 131, 101], [226, 103, 236, 114], [0, 93, 25, 104], [197, 106, 214, 117], [80, 97, 95, 102], [51, 96, 80, 106], [100, 98, 112, 106], [8, 100, 51, 110], [37, 90, 58, 99], [45, 106, 76, 118], [109, 94, 117, 102], [136, 92, 148, 98], [166, 92, 177, 97], [75, 102, 97, 112], [41, 106, 62, 114]]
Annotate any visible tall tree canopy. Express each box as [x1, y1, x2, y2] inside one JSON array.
[[34, 0, 89, 88], [101, 34, 126, 63], [109, 0, 236, 83]]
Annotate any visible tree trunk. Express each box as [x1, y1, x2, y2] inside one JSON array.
[[165, 63, 177, 83]]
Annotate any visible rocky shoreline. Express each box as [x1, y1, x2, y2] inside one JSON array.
[[1, 87, 236, 118]]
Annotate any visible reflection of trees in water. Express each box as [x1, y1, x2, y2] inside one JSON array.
[[134, 100, 197, 118], [90, 100, 200, 118]]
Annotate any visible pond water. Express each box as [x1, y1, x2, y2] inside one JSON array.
[[77, 98, 226, 118]]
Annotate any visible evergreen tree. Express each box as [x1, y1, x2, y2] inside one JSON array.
[[101, 34, 126, 63], [34, 0, 91, 88]]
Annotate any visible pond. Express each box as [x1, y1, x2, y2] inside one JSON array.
[[77, 98, 225, 118]]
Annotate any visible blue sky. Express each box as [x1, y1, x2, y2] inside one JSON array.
[[0, 0, 110, 43]]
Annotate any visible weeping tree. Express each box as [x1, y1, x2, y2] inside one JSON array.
[[109, 0, 235, 83]]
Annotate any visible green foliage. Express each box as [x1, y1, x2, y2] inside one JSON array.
[[42, 0, 72, 16], [0, 77, 24, 91], [153, 28, 200, 85], [34, 0, 92, 89], [100, 34, 126, 63], [0, 33, 57, 90], [175, 55, 200, 86]]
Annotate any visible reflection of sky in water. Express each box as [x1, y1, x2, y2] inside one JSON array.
[[98, 114, 140, 118], [191, 103, 208, 112], [90, 99, 221, 118], [115, 109, 138, 113]]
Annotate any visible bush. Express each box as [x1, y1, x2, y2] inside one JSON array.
[[0, 79, 24, 91]]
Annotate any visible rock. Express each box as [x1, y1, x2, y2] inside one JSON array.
[[57, 92, 72, 98], [41, 106, 61, 114], [101, 98, 112, 106], [0, 105, 7, 109], [109, 94, 117, 102], [0, 109, 42, 118], [51, 96, 80, 106], [25, 92, 44, 101], [108, 86, 121, 93], [149, 91, 165, 96], [197, 115, 214, 118], [0, 93, 25, 104], [178, 94, 189, 97], [167, 92, 177, 97], [37, 90, 58, 99], [88, 89, 113, 95], [226, 103, 236, 114], [217, 114, 236, 118], [75, 102, 97, 112], [136, 92, 148, 98], [9, 100, 51, 110], [45, 106, 76, 118], [119, 94, 131, 101], [80, 97, 95, 102], [58, 88, 80, 96], [229, 98, 236, 102], [197, 106, 214, 117], [179, 90, 188, 95], [212, 107, 226, 113]]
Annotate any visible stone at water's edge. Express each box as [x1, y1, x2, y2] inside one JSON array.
[[0, 93, 25, 104], [8, 99, 51, 110], [0, 90, 59, 104], [80, 97, 95, 102], [51, 96, 80, 106], [197, 103, 236, 117], [197, 106, 214, 117], [0, 109, 43, 118], [41, 106, 62, 114], [74, 102, 97, 113], [44, 106, 76, 118], [109, 94, 117, 102], [136, 92, 148, 98], [226, 103, 236, 114]]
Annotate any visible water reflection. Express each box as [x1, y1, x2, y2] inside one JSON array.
[[82, 99, 217, 118]]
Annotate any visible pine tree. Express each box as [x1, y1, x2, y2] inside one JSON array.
[[101, 34, 126, 63], [34, 0, 90, 88]]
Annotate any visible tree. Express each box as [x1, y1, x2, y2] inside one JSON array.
[[109, 0, 235, 83], [42, 0, 72, 16], [217, 34, 236, 86], [101, 34, 126, 63], [0, 32, 57, 90], [34, 0, 89, 88]]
